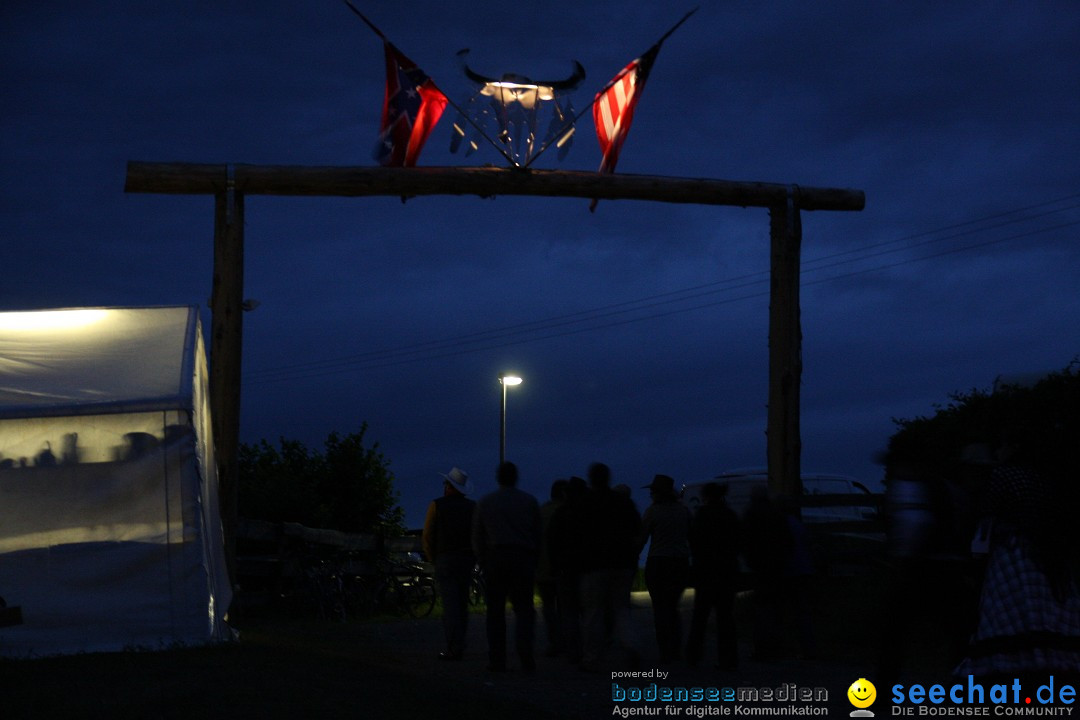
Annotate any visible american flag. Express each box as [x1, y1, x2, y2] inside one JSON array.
[[592, 44, 660, 175], [375, 42, 448, 167]]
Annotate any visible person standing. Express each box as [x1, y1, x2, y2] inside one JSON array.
[[421, 467, 476, 661], [577, 462, 642, 672], [472, 461, 542, 672], [686, 482, 740, 670], [778, 495, 818, 660], [955, 444, 1080, 685], [537, 479, 569, 656], [741, 486, 791, 660], [639, 474, 693, 664], [547, 475, 588, 663]]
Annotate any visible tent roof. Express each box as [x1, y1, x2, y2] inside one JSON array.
[[0, 306, 200, 419]]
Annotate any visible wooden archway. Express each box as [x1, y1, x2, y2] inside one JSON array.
[[125, 162, 865, 579]]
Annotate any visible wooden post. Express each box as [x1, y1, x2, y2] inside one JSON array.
[[209, 167, 244, 588], [767, 190, 803, 504]]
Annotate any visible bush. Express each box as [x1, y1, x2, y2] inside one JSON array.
[[885, 361, 1079, 484], [238, 423, 404, 536]]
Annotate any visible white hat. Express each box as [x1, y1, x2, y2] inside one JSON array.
[[441, 467, 473, 495]]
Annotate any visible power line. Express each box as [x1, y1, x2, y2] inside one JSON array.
[[249, 219, 1080, 385], [803, 192, 1080, 267], [245, 200, 1080, 382], [245, 196, 1080, 384], [246, 194, 1079, 379]]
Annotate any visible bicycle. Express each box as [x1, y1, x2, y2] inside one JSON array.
[[381, 553, 437, 618], [344, 552, 437, 619], [468, 563, 486, 607], [299, 552, 348, 622]]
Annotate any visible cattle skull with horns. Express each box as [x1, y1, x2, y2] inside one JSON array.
[[450, 49, 586, 167]]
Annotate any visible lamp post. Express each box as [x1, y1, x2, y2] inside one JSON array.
[[499, 374, 522, 465]]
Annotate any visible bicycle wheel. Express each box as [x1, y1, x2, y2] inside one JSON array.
[[468, 566, 485, 606], [375, 577, 405, 616], [343, 573, 376, 618], [403, 575, 437, 618], [324, 577, 348, 623], [311, 568, 347, 622]]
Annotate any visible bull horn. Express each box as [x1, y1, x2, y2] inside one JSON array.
[[544, 61, 586, 90], [457, 48, 497, 86]]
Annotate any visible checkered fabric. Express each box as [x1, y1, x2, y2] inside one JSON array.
[[955, 465, 1080, 676]]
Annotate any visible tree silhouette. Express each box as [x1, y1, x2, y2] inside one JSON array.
[[238, 423, 404, 536], [886, 361, 1079, 485]]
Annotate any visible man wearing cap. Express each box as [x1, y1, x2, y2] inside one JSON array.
[[422, 467, 476, 661]]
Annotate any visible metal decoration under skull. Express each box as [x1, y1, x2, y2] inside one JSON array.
[[449, 49, 586, 168]]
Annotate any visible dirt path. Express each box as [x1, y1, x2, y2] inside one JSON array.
[[331, 591, 874, 718]]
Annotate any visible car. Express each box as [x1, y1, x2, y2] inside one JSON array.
[[681, 467, 879, 525], [681, 468, 884, 575]]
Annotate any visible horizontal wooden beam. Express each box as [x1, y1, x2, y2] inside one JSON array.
[[125, 162, 865, 212]]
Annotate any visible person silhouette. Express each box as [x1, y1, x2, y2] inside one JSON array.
[[422, 467, 476, 661], [639, 474, 692, 664], [472, 461, 542, 672], [686, 482, 740, 670]]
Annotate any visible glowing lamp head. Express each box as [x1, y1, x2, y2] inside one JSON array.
[[500, 375, 522, 387]]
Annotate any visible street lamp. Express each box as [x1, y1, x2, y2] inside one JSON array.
[[499, 374, 522, 465]]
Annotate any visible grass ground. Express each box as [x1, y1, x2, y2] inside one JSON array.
[[2, 559, 960, 719], [1, 618, 566, 720]]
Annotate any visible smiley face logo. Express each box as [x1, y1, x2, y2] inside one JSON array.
[[847, 678, 877, 709]]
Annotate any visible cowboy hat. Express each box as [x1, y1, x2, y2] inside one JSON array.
[[440, 467, 473, 495], [643, 474, 676, 494]]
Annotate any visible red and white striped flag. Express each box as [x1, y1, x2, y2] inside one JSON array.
[[592, 43, 661, 176]]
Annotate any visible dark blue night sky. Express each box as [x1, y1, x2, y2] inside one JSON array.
[[3, 2, 1078, 527]]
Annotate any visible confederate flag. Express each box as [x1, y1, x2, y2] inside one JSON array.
[[375, 42, 448, 167]]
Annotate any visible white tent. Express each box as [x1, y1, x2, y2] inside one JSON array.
[[0, 306, 232, 657]]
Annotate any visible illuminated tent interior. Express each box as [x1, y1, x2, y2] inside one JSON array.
[[0, 306, 232, 657]]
